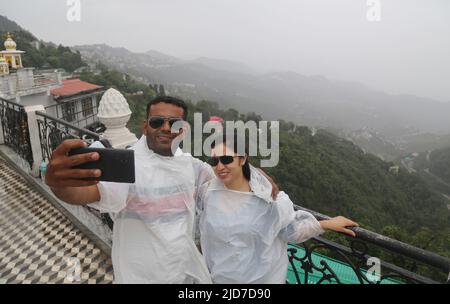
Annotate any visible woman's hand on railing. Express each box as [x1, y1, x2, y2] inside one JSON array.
[[319, 216, 359, 237]]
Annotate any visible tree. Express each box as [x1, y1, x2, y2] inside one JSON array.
[[159, 84, 166, 96]]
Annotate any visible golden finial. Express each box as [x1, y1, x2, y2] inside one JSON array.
[[4, 32, 17, 50]]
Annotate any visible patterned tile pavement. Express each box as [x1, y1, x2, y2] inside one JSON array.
[[0, 155, 114, 284]]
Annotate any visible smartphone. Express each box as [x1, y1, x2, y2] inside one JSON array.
[[68, 147, 135, 183]]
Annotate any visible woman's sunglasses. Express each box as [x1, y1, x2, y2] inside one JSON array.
[[208, 156, 236, 166], [148, 116, 183, 129]]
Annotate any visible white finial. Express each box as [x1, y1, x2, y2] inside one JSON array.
[[98, 88, 131, 118], [97, 88, 137, 148]]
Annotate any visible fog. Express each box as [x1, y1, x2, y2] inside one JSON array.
[[1, 0, 449, 101]]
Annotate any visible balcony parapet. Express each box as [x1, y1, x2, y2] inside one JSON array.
[[289, 205, 450, 284]]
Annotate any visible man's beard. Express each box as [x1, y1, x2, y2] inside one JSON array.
[[146, 133, 176, 156]]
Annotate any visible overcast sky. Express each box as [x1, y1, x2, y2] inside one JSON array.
[[1, 0, 449, 101]]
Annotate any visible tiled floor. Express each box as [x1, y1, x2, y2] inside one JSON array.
[[0, 155, 114, 284]]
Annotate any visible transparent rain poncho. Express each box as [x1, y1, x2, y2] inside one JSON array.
[[197, 166, 324, 284], [89, 136, 214, 283]]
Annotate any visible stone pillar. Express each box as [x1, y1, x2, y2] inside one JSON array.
[[97, 88, 138, 148], [24, 105, 46, 177]]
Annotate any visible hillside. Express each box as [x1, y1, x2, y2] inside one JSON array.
[[0, 15, 23, 32], [0, 16, 85, 72], [72, 43, 450, 142], [428, 147, 450, 186]]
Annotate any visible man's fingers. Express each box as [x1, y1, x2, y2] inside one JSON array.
[[54, 168, 102, 179], [67, 152, 99, 167], [52, 139, 86, 158], [50, 179, 99, 188]]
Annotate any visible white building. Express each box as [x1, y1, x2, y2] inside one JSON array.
[[49, 79, 105, 129]]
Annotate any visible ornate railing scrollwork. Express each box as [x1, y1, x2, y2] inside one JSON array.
[[36, 111, 100, 161], [287, 205, 450, 284], [34, 111, 114, 230], [0, 97, 33, 169]]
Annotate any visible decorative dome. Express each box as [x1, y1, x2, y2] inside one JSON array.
[[97, 88, 131, 118], [4, 33, 17, 50]]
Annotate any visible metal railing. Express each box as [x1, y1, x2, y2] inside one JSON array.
[[35, 111, 115, 230], [287, 205, 450, 284], [35, 111, 100, 162], [0, 97, 33, 168]]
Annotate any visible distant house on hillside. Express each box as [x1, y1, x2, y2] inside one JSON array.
[[48, 79, 105, 129]]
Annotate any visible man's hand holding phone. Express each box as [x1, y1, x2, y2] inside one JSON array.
[[45, 139, 102, 188], [45, 139, 135, 189]]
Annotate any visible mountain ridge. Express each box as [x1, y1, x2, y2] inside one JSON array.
[[72, 43, 450, 141]]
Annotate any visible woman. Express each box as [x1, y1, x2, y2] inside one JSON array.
[[197, 133, 359, 284]]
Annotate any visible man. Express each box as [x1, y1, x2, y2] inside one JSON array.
[[46, 96, 215, 283]]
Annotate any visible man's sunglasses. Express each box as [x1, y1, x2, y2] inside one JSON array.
[[147, 116, 183, 129], [208, 156, 236, 166]]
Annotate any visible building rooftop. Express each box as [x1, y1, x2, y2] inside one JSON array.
[[51, 79, 103, 99]]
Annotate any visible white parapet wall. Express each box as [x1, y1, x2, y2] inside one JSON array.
[[24, 104, 46, 177]]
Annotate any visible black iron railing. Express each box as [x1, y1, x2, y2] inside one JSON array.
[[287, 205, 450, 284], [35, 111, 100, 162], [0, 97, 33, 169], [35, 111, 114, 229]]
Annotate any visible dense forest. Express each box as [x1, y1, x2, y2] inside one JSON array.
[[429, 147, 450, 185]]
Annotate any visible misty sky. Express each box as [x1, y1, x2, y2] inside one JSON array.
[[1, 0, 449, 101]]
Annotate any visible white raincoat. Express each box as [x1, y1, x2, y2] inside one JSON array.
[[89, 136, 214, 283], [197, 167, 324, 284]]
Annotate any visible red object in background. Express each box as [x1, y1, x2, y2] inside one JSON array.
[[208, 116, 224, 123]]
